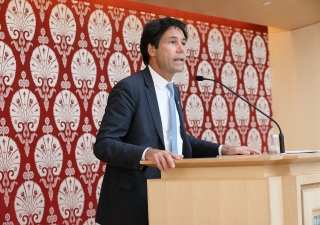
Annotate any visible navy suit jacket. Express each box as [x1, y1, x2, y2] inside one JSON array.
[[94, 67, 221, 225]]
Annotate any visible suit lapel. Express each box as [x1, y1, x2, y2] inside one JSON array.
[[142, 68, 165, 146], [174, 84, 192, 157], [173, 86, 183, 125]]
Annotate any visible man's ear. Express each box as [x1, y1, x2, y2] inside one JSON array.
[[148, 44, 156, 57]]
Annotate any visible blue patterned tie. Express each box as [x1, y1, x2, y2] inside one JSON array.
[[166, 83, 178, 154]]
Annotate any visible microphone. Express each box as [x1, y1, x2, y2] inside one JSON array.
[[195, 75, 285, 154]]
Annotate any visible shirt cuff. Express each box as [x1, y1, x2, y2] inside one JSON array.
[[218, 145, 223, 156], [141, 147, 151, 160]]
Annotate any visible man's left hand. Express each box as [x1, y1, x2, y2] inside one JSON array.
[[221, 146, 262, 155]]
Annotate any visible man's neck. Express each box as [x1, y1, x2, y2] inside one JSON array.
[[148, 64, 173, 82]]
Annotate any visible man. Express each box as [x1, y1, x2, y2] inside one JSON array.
[[94, 17, 261, 225]]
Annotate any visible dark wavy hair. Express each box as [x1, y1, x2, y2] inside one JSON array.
[[140, 17, 188, 65]]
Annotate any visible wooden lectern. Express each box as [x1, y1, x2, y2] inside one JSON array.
[[141, 153, 320, 225]]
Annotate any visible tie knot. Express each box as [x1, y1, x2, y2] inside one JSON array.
[[166, 83, 174, 93]]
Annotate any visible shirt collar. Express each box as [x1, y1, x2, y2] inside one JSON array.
[[148, 66, 172, 89]]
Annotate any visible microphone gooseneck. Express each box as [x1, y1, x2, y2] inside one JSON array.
[[195, 75, 285, 154]]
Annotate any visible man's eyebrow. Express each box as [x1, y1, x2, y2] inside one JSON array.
[[168, 36, 187, 41]]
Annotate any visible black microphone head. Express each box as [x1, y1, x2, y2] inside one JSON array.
[[195, 76, 204, 81]]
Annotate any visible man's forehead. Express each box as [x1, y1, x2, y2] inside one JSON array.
[[164, 26, 187, 39]]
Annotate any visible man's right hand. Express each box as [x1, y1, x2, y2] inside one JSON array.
[[145, 148, 184, 174]]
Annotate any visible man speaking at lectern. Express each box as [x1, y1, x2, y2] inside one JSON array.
[[93, 17, 261, 225]]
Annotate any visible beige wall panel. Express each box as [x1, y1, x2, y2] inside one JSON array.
[[268, 22, 320, 150]]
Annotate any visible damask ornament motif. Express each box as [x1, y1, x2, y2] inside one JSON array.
[[196, 21, 209, 43], [86, 201, 96, 221], [243, 29, 254, 50], [5, 0, 36, 65], [225, 128, 241, 146], [234, 96, 250, 142], [211, 95, 228, 143], [34, 134, 63, 201], [256, 97, 270, 125], [201, 118, 218, 144], [78, 32, 88, 49], [30, 45, 59, 111], [83, 218, 95, 225], [49, 3, 76, 68], [0, 24, 4, 40], [247, 128, 262, 151], [221, 62, 238, 111], [58, 177, 84, 224], [14, 181, 45, 225], [139, 12, 156, 27], [186, 94, 204, 138], [0, 136, 20, 207], [53, 90, 80, 154], [256, 96, 270, 141], [72, 1, 90, 27], [46, 207, 58, 224], [32, 0, 52, 22], [220, 26, 233, 46], [243, 65, 259, 107], [0, 41, 16, 111], [2, 213, 14, 225], [10, 89, 40, 157], [107, 52, 131, 88], [71, 49, 97, 111], [122, 14, 143, 72], [92, 91, 109, 131], [96, 175, 103, 203], [207, 28, 224, 78], [84, 201, 96, 223], [197, 60, 214, 111], [264, 67, 272, 103], [173, 62, 189, 105], [108, 6, 125, 32], [252, 35, 267, 80], [231, 31, 246, 78], [186, 23, 200, 75], [88, 9, 112, 70], [75, 133, 100, 196], [202, 128, 218, 144]]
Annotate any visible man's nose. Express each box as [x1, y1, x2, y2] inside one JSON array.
[[177, 42, 186, 52]]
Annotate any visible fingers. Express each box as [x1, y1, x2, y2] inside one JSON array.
[[221, 145, 262, 155], [251, 149, 262, 155], [243, 146, 262, 155], [236, 146, 262, 155], [172, 154, 184, 160], [155, 153, 173, 173], [145, 148, 183, 173]]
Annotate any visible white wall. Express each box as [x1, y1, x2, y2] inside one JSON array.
[[269, 22, 320, 150]]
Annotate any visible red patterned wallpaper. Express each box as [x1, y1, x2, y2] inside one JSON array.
[[0, 0, 272, 224]]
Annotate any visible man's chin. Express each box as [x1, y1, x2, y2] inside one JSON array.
[[174, 66, 185, 73]]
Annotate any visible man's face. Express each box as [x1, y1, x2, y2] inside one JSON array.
[[149, 26, 187, 80]]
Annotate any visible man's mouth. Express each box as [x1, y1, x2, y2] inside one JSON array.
[[174, 58, 185, 62]]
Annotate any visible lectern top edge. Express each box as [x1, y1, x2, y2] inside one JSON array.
[[140, 153, 320, 168]]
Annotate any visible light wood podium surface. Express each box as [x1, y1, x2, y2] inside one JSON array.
[[141, 153, 320, 225]]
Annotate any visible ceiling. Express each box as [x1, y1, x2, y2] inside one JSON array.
[[129, 0, 320, 32]]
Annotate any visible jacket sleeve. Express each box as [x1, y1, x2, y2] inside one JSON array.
[[93, 79, 147, 170], [187, 134, 221, 158]]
